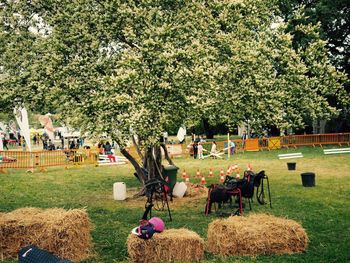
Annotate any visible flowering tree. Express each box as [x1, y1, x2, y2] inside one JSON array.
[[1, 0, 347, 185]]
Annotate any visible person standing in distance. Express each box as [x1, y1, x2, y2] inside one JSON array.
[[241, 132, 248, 150]]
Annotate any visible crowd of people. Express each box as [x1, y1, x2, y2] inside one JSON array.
[[1, 134, 26, 151], [97, 141, 119, 155], [2, 130, 248, 157], [0, 132, 88, 152]]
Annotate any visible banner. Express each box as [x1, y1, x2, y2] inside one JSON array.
[[38, 114, 55, 142], [0, 121, 6, 132], [0, 122, 5, 151], [0, 132, 3, 151], [14, 106, 32, 151], [177, 126, 186, 142]]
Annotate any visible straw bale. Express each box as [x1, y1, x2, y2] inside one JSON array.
[[184, 183, 207, 198], [127, 228, 204, 263], [207, 213, 308, 256], [0, 207, 93, 262]]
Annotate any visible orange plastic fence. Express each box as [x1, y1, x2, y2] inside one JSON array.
[[239, 133, 350, 151], [245, 139, 259, 151], [0, 149, 99, 170], [170, 133, 350, 155], [280, 133, 350, 148]]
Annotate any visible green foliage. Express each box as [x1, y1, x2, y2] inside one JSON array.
[[0, 112, 11, 123], [279, 0, 350, 75], [0, 0, 348, 147], [277, 1, 350, 132]]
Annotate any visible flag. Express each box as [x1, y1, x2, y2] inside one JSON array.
[[177, 126, 186, 142], [0, 122, 5, 151], [14, 106, 32, 151], [0, 122, 6, 132], [38, 114, 55, 142]]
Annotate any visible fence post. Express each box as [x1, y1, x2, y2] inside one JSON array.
[[227, 133, 230, 159], [26, 152, 35, 173]]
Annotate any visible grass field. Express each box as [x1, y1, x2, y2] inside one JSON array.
[[1, 146, 350, 263]]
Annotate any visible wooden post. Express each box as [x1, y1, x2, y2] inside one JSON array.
[[227, 132, 230, 159]]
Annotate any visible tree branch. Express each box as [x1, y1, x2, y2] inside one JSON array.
[[160, 143, 174, 166], [132, 134, 144, 161], [117, 35, 140, 50], [120, 148, 147, 184]]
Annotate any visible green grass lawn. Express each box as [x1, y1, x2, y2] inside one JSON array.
[[1, 146, 350, 263]]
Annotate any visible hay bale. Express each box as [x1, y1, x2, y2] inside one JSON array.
[[184, 183, 207, 198], [0, 207, 93, 261], [127, 228, 204, 263], [207, 213, 308, 256]]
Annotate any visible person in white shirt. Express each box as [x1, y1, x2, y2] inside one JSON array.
[[210, 141, 217, 159], [198, 142, 204, 159]]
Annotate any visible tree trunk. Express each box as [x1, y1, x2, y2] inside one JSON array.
[[120, 148, 147, 184], [203, 118, 214, 139], [132, 135, 144, 161], [119, 139, 177, 198], [120, 144, 169, 184], [145, 147, 154, 181], [144, 146, 164, 180]]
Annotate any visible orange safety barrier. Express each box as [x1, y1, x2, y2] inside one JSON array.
[[268, 137, 281, 150], [0, 149, 99, 172], [245, 139, 260, 151], [280, 133, 350, 148], [258, 138, 269, 151], [233, 140, 245, 153], [183, 133, 350, 155]]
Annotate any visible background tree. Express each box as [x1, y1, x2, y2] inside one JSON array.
[[191, 1, 347, 136], [1, 0, 347, 186], [278, 0, 350, 131], [279, 0, 349, 74]]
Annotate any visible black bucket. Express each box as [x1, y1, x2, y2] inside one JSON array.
[[301, 172, 315, 187], [287, 162, 296, 170]]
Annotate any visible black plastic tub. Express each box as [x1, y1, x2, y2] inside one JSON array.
[[287, 162, 296, 170], [301, 172, 315, 187]]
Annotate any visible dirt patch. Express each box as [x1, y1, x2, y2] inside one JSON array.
[[124, 184, 208, 209]]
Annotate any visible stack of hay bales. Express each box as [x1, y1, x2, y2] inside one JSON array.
[[127, 228, 204, 262], [0, 207, 93, 261], [207, 213, 308, 256]]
